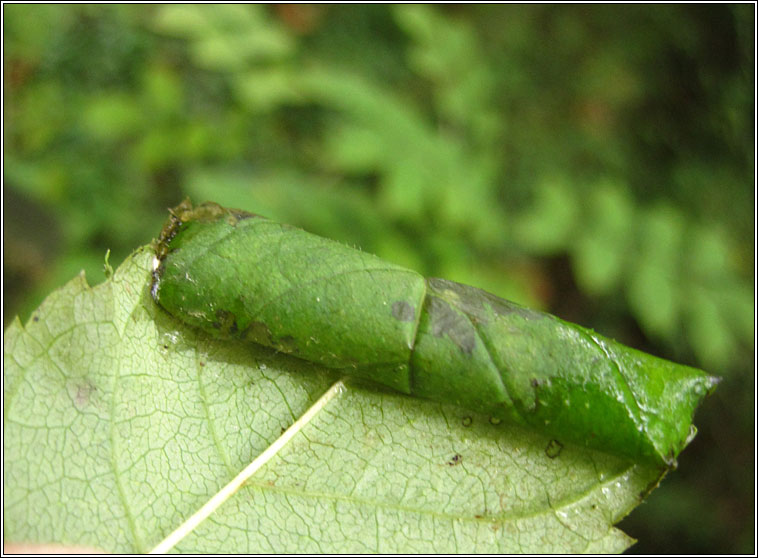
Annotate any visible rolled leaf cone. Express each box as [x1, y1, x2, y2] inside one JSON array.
[[152, 200, 719, 467]]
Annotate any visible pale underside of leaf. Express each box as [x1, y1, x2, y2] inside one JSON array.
[[150, 379, 348, 553], [3, 247, 663, 553]]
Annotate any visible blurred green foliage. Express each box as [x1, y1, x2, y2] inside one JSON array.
[[3, 4, 754, 554]]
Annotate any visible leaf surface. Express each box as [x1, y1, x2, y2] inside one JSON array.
[[3, 248, 664, 553]]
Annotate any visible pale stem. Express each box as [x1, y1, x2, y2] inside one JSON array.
[[149, 380, 346, 554]]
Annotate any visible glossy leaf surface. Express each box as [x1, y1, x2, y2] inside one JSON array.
[[152, 201, 718, 467]]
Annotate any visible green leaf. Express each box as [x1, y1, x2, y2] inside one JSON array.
[[153, 201, 715, 467], [627, 205, 684, 338], [5, 247, 670, 553], [572, 181, 635, 296], [393, 4, 497, 142], [685, 288, 736, 371], [298, 69, 504, 238], [513, 176, 579, 254], [151, 5, 293, 72]]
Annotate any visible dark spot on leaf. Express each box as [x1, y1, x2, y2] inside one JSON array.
[[462, 416, 473, 427], [486, 294, 544, 320], [277, 335, 298, 354], [74, 383, 96, 408], [447, 453, 462, 466], [391, 300, 416, 322], [199, 361, 205, 367], [426, 277, 544, 322], [545, 439, 564, 459], [215, 309, 239, 336], [246, 321, 273, 345], [427, 296, 476, 354], [32, 315, 39, 322]]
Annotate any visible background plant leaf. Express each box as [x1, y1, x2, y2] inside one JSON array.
[[3, 249, 666, 553]]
